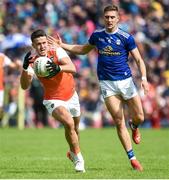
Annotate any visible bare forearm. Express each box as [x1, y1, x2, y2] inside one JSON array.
[[141, 63, 147, 79], [59, 57, 76, 73], [60, 64, 76, 73], [20, 70, 32, 89], [137, 59, 147, 78], [131, 48, 147, 78], [61, 43, 84, 54], [61, 43, 94, 55]]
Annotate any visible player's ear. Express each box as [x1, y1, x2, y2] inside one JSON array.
[[116, 14, 120, 22], [32, 43, 35, 49]]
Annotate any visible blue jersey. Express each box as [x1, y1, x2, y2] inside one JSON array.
[[88, 28, 137, 81]]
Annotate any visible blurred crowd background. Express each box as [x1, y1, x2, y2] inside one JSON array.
[[0, 0, 169, 129]]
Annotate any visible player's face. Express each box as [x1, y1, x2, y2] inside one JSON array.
[[104, 10, 119, 32], [32, 36, 49, 56]]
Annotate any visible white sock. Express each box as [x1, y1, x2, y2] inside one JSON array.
[[130, 156, 136, 160]]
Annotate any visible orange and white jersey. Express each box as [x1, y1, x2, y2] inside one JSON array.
[[28, 47, 75, 101], [0, 53, 12, 90]]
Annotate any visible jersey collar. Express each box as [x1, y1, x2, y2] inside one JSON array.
[[105, 27, 119, 34]]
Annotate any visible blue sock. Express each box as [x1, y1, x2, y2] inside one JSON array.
[[127, 149, 136, 160]]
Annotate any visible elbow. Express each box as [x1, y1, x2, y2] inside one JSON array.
[[79, 50, 88, 55], [20, 84, 29, 90], [70, 64, 76, 73], [20, 73, 32, 90], [72, 66, 77, 73], [20, 79, 30, 90], [75, 49, 88, 55], [81, 52, 87, 55]]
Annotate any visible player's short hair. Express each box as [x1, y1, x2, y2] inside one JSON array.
[[31, 29, 47, 42], [103, 5, 119, 13]]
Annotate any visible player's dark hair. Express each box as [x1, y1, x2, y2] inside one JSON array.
[[31, 29, 47, 42], [104, 5, 119, 13]]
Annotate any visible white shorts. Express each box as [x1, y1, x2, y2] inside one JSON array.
[[99, 77, 138, 100], [43, 91, 80, 117], [0, 90, 4, 107]]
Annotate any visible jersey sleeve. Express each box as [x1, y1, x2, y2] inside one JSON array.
[[3, 55, 12, 67], [126, 35, 137, 51], [56, 47, 69, 61], [88, 32, 96, 46]]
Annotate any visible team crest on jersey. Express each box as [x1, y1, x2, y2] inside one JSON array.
[[104, 46, 113, 52], [99, 45, 121, 56], [116, 39, 121, 45]]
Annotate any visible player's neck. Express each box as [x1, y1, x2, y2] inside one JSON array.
[[105, 27, 118, 34]]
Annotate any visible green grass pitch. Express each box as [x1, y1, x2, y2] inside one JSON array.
[[0, 127, 169, 179]]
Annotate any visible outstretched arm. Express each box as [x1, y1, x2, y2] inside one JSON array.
[[47, 35, 95, 55], [61, 43, 95, 55], [130, 48, 149, 95]]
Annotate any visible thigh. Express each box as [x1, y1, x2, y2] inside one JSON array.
[[52, 106, 74, 125], [99, 80, 118, 99], [67, 91, 81, 118], [43, 99, 68, 115], [126, 94, 143, 118], [104, 95, 125, 124], [119, 77, 138, 100]]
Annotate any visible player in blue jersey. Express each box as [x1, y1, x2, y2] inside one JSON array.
[[48, 5, 149, 171]]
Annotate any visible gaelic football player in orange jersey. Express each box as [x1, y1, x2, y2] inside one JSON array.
[[20, 29, 85, 173], [0, 53, 21, 121]]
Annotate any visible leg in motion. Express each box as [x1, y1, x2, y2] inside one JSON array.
[[52, 106, 85, 172], [105, 95, 143, 171], [127, 95, 144, 144]]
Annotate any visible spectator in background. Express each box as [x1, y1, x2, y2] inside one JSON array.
[[29, 78, 48, 128], [0, 53, 21, 125], [81, 80, 103, 128]]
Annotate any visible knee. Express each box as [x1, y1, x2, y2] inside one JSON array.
[[135, 112, 144, 124], [114, 118, 126, 130], [75, 127, 79, 136], [64, 121, 74, 131]]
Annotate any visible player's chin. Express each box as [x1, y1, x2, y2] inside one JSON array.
[[39, 51, 47, 56], [107, 25, 114, 30]]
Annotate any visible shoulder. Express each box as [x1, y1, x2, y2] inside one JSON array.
[[92, 28, 105, 35], [116, 28, 132, 39], [0, 53, 4, 57], [48, 47, 66, 54], [55, 47, 68, 55], [0, 53, 10, 60], [1, 53, 12, 64], [50, 47, 69, 60]]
